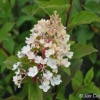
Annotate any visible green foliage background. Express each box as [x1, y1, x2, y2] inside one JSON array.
[[0, 0, 100, 100]]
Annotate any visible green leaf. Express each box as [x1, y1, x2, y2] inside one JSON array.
[[17, 15, 33, 27], [2, 35, 15, 54], [84, 1, 100, 14], [72, 70, 83, 91], [69, 94, 75, 100], [5, 96, 23, 100], [35, 0, 70, 22], [60, 66, 71, 76], [4, 56, 19, 69], [56, 88, 66, 100], [0, 49, 8, 73], [88, 52, 97, 64], [22, 4, 40, 16], [76, 26, 94, 43], [58, 59, 83, 91], [44, 96, 52, 100], [0, 22, 14, 42], [19, 57, 30, 64], [0, 63, 6, 73], [10, 0, 16, 8], [84, 68, 94, 85], [84, 84, 100, 95], [28, 81, 43, 100], [35, 0, 50, 6], [67, 11, 100, 31], [71, 43, 98, 59], [41, 4, 70, 15], [6, 85, 13, 95]]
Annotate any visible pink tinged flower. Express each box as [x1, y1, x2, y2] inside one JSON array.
[[44, 41, 52, 47], [13, 75, 22, 88], [39, 82, 50, 92], [43, 70, 53, 79], [25, 37, 33, 44], [50, 75, 62, 86], [39, 39, 44, 44], [17, 51, 24, 58], [47, 57, 57, 69], [12, 62, 21, 70], [41, 58, 47, 64], [45, 49, 55, 57], [27, 66, 38, 77], [66, 52, 74, 59], [34, 56, 42, 64], [21, 45, 31, 54], [26, 51, 35, 59]]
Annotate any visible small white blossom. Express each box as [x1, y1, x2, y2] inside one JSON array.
[[66, 52, 74, 59], [41, 58, 47, 64], [21, 45, 31, 54], [17, 51, 24, 58], [45, 49, 55, 57], [53, 68, 58, 73], [62, 59, 71, 67], [26, 51, 35, 59], [50, 75, 62, 86], [12, 62, 21, 70], [27, 66, 38, 77], [39, 82, 50, 92], [34, 56, 42, 64], [25, 37, 34, 44], [15, 69, 20, 75], [43, 70, 53, 79], [39, 39, 45, 44], [47, 57, 57, 69], [13, 75, 22, 88]]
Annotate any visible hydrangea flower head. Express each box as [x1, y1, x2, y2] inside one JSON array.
[[12, 11, 74, 92]]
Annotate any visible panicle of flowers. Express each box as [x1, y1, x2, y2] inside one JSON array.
[[12, 11, 74, 92]]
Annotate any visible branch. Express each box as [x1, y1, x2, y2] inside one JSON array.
[[66, 0, 73, 27], [23, 94, 28, 100], [53, 86, 57, 100], [0, 43, 10, 56], [79, 0, 95, 32], [73, 85, 83, 96]]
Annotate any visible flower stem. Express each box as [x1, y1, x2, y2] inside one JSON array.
[[66, 0, 73, 27]]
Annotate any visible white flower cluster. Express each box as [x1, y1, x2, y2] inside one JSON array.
[[12, 11, 73, 92]]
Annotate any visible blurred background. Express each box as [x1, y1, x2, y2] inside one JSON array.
[[0, 0, 100, 100]]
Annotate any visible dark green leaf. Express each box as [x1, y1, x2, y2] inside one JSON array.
[[4, 56, 19, 69], [58, 59, 83, 91], [17, 15, 33, 27], [0, 22, 14, 42], [88, 52, 97, 64], [19, 57, 30, 64], [60, 66, 71, 76], [71, 43, 98, 59], [84, 1, 100, 14], [0, 49, 8, 73], [28, 81, 43, 100], [44, 96, 52, 100], [5, 96, 23, 100], [56, 88, 66, 100], [67, 11, 100, 31], [2, 35, 15, 54]]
